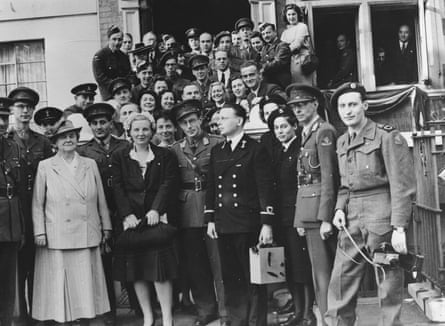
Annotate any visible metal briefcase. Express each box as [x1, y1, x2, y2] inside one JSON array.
[[249, 244, 286, 284]]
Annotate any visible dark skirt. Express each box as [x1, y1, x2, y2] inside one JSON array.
[[276, 226, 312, 284], [113, 244, 178, 282]]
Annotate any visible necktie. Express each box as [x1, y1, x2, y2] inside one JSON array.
[[220, 72, 225, 85], [226, 140, 232, 152]]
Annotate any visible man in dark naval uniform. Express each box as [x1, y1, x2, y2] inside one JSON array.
[[0, 97, 24, 326], [170, 100, 225, 326], [205, 103, 275, 326], [77, 102, 130, 325], [8, 87, 53, 323], [65, 83, 97, 116], [92, 25, 132, 100]]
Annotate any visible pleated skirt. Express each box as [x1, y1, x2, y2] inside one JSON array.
[[32, 246, 110, 322]]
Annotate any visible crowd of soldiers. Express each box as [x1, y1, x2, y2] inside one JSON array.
[[0, 13, 416, 326]]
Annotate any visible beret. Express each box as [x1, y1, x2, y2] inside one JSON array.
[[330, 82, 367, 109]]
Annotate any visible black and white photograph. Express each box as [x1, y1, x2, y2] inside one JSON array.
[[0, 0, 444, 325]]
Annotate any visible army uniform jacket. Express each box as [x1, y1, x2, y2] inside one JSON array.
[[335, 119, 415, 230], [294, 117, 339, 229], [77, 136, 130, 213], [170, 133, 223, 228], [92, 46, 132, 100], [0, 136, 24, 242], [204, 134, 275, 234], [261, 38, 292, 89]]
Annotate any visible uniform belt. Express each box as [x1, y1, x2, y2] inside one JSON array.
[[298, 175, 321, 186], [348, 186, 389, 198], [182, 181, 207, 191], [0, 186, 17, 199]]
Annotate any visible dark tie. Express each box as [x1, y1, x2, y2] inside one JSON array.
[[220, 72, 225, 85], [349, 132, 356, 145], [401, 42, 407, 53], [226, 140, 232, 152]]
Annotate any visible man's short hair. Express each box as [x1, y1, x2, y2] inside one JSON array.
[[240, 60, 259, 71], [250, 31, 264, 42], [221, 103, 247, 124]]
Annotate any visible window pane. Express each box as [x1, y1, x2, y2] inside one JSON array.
[[15, 41, 45, 63], [313, 8, 358, 89], [17, 62, 46, 83], [371, 6, 418, 86], [0, 64, 17, 85]]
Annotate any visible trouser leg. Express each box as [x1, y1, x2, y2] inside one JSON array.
[[205, 236, 227, 320], [180, 228, 217, 320], [325, 222, 367, 326], [102, 251, 116, 315], [219, 233, 267, 326], [305, 228, 336, 326], [0, 242, 18, 326], [17, 240, 35, 317]]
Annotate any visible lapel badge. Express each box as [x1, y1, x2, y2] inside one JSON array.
[[240, 140, 247, 149]]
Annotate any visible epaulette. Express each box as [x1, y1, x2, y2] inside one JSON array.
[[171, 138, 186, 148], [377, 123, 394, 132]]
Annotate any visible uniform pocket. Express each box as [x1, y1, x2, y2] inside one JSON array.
[[294, 185, 321, 223]]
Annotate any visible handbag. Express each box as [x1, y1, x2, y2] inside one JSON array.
[[300, 36, 319, 76], [114, 219, 177, 250], [249, 243, 286, 284]]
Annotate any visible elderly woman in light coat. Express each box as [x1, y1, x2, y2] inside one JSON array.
[[31, 120, 112, 325]]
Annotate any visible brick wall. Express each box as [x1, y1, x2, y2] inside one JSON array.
[[98, 0, 123, 47]]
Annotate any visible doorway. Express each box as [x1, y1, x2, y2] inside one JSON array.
[[140, 0, 251, 44]]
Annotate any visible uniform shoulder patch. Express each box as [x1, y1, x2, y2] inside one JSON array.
[[320, 136, 333, 146], [377, 123, 394, 132]]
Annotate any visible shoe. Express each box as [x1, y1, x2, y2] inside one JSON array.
[[277, 299, 295, 315], [194, 315, 218, 326], [279, 313, 302, 326]]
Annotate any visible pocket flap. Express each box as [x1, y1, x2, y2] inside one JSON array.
[[299, 185, 321, 198]]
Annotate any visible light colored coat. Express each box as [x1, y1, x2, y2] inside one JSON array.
[[32, 152, 112, 250]]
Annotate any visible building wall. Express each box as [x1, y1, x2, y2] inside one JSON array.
[[0, 0, 101, 108], [99, 0, 123, 46]]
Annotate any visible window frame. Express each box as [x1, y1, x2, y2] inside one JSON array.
[[0, 39, 48, 106], [296, 0, 427, 91]]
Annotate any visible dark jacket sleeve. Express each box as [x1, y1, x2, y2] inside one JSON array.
[[92, 48, 112, 89], [263, 42, 291, 75], [316, 126, 339, 222], [254, 144, 276, 225], [150, 150, 180, 215], [204, 146, 217, 223], [111, 150, 133, 220]]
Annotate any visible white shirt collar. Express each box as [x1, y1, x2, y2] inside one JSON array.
[[129, 144, 155, 175], [282, 136, 297, 151], [227, 132, 244, 151]]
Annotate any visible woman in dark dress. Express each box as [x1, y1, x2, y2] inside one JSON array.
[[268, 108, 316, 325], [112, 112, 179, 326]]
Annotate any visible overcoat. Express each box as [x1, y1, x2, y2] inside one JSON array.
[[32, 153, 112, 249]]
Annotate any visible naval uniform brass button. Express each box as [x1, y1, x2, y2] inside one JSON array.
[[234, 203, 238, 207], [218, 203, 223, 207], [232, 174, 237, 179], [218, 194, 222, 198], [233, 193, 238, 198], [232, 184, 237, 188], [218, 184, 222, 189], [218, 176, 222, 180]]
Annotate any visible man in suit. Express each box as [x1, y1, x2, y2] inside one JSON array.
[[259, 23, 291, 89], [240, 60, 286, 104], [211, 49, 233, 89], [8, 87, 53, 323], [326, 83, 416, 326], [389, 24, 418, 84], [205, 103, 275, 326], [0, 97, 23, 326], [92, 25, 132, 100], [77, 102, 129, 325], [170, 100, 226, 326], [160, 51, 190, 99], [288, 84, 338, 326]]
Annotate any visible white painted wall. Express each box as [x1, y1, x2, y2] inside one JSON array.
[[0, 0, 101, 108]]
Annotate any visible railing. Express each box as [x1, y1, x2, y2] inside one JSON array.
[[412, 128, 445, 290]]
